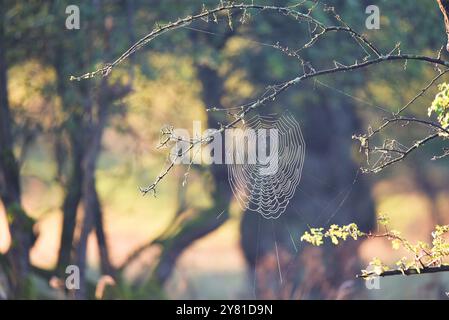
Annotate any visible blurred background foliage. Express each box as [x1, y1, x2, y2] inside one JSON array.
[[1, 0, 449, 299]]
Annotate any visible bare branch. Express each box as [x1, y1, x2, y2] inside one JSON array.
[[354, 69, 449, 173], [71, 2, 449, 192], [361, 133, 439, 173], [70, 3, 327, 81], [141, 53, 449, 192]]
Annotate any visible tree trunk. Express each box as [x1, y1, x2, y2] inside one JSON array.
[[74, 101, 102, 299], [74, 75, 131, 298], [93, 183, 113, 276], [0, 1, 35, 298], [51, 33, 86, 276], [149, 64, 232, 287], [56, 131, 84, 275], [240, 88, 375, 299]]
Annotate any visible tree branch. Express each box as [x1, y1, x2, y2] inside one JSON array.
[[72, 2, 449, 193], [357, 265, 449, 278], [70, 3, 326, 81], [437, 0, 449, 51]]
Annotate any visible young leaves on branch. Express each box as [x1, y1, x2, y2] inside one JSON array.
[[300, 215, 449, 279], [429, 82, 449, 129]]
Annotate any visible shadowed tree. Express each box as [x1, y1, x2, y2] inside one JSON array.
[[0, 0, 36, 298], [2, 0, 449, 300]]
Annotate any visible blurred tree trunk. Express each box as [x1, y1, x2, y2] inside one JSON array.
[[0, 1, 35, 298], [53, 4, 123, 297], [93, 184, 113, 276], [53, 41, 85, 276], [237, 0, 376, 299], [74, 79, 106, 299], [240, 90, 375, 299], [53, 45, 111, 280], [149, 63, 232, 287], [74, 75, 131, 298], [74, 116, 101, 299], [57, 134, 83, 275], [141, 26, 236, 290]]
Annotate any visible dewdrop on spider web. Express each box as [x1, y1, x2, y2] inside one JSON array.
[[227, 112, 305, 219]]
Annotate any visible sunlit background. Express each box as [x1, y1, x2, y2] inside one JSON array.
[[1, 0, 449, 299]]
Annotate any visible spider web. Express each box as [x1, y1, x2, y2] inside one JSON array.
[[369, 139, 408, 170], [227, 112, 305, 219]]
